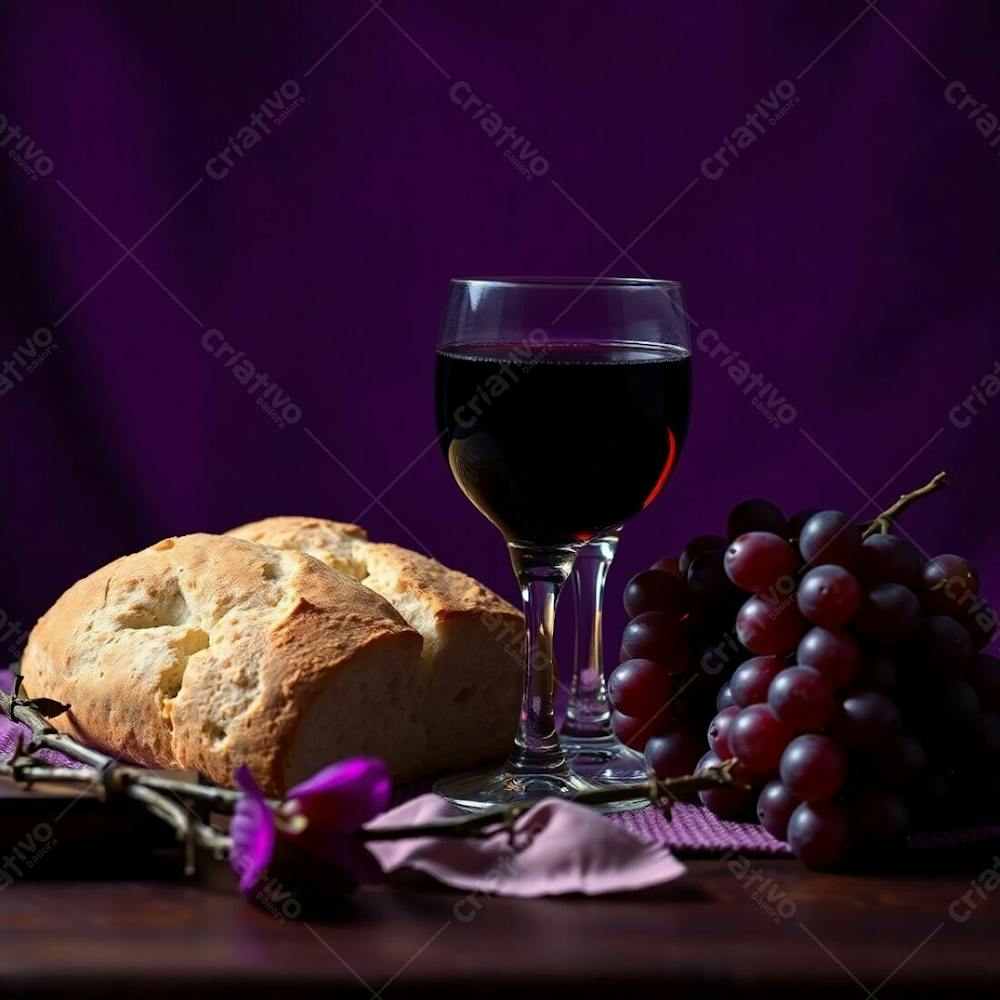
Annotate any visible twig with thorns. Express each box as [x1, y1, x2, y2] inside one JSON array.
[[0, 685, 738, 859]]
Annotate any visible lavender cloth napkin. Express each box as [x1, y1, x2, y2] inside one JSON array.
[[368, 793, 687, 896]]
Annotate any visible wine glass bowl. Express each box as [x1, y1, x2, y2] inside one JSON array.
[[434, 278, 691, 810]]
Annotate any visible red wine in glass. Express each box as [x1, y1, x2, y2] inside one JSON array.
[[436, 343, 690, 544]]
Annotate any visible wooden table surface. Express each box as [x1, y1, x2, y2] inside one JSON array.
[[2, 852, 998, 998]]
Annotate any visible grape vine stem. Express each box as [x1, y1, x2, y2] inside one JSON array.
[[862, 471, 947, 539], [356, 760, 740, 842]]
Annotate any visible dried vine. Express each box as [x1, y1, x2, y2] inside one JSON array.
[[0, 686, 737, 866]]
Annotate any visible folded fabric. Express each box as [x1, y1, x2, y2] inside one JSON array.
[[367, 793, 686, 897]]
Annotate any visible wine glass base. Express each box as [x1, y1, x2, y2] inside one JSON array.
[[433, 765, 646, 814], [562, 733, 648, 785]]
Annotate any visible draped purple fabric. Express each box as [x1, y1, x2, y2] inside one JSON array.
[[1, 1, 997, 665]]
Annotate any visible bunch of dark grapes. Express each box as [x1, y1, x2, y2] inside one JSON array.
[[609, 489, 1000, 869]]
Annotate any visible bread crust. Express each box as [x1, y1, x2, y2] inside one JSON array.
[[21, 534, 421, 793], [226, 515, 520, 626]]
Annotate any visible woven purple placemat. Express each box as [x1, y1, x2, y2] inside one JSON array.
[[609, 801, 792, 854], [3, 671, 997, 854]]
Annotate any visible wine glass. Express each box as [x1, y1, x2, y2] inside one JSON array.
[[561, 533, 647, 782], [434, 277, 691, 810]]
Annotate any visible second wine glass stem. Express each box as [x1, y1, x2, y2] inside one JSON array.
[[562, 534, 619, 739]]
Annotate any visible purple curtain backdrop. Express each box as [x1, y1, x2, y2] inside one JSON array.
[[1, 1, 998, 675]]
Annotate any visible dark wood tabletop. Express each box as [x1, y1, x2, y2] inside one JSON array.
[[2, 851, 997, 999]]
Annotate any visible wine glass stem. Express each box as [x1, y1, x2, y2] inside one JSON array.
[[562, 533, 619, 739], [506, 542, 578, 775]]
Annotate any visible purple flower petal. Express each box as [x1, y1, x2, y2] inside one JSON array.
[[234, 764, 263, 796], [230, 765, 276, 894], [287, 757, 391, 831]]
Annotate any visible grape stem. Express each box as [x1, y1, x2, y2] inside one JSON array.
[[357, 759, 741, 842], [862, 471, 947, 539]]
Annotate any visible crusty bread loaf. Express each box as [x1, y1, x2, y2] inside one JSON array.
[[21, 526, 523, 795], [226, 516, 525, 784]]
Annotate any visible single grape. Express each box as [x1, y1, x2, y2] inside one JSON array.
[[756, 780, 800, 840], [608, 659, 673, 717], [735, 595, 808, 655], [856, 653, 897, 695], [699, 784, 756, 820], [768, 666, 835, 731], [707, 705, 740, 757], [913, 614, 973, 668], [796, 565, 862, 628], [687, 550, 739, 606], [831, 690, 901, 752], [650, 555, 681, 576], [727, 499, 786, 539], [921, 554, 980, 617], [699, 744, 772, 789], [729, 704, 793, 771], [873, 733, 927, 789], [621, 612, 688, 666], [962, 653, 1000, 712], [858, 534, 921, 586], [696, 751, 757, 819], [798, 511, 863, 569], [678, 535, 728, 575], [779, 734, 848, 800], [730, 655, 785, 707], [850, 786, 910, 842], [644, 725, 705, 779], [855, 583, 921, 643], [787, 800, 853, 868], [716, 683, 737, 711], [623, 569, 689, 619], [796, 627, 861, 689], [611, 710, 662, 750], [787, 508, 820, 541], [724, 532, 800, 594]]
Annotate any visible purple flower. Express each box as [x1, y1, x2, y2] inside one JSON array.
[[285, 757, 392, 831], [230, 757, 391, 900], [230, 767, 278, 894]]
